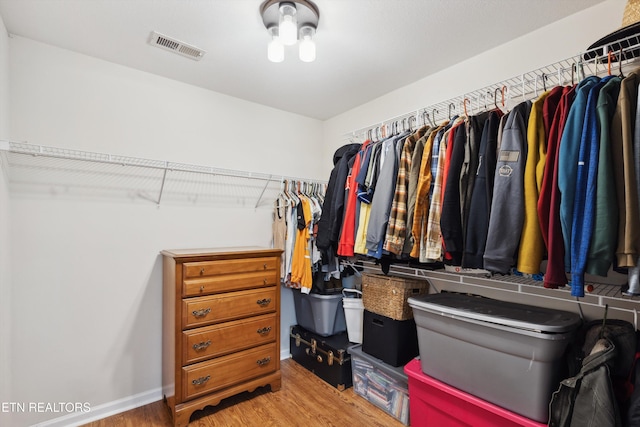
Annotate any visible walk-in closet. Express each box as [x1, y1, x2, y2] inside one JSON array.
[[2, 1, 640, 426]]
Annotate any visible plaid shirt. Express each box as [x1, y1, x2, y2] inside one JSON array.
[[410, 124, 446, 258], [384, 131, 421, 254], [422, 133, 448, 262]]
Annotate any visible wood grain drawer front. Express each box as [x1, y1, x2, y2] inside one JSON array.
[[182, 342, 277, 401], [183, 257, 278, 297], [183, 270, 277, 297], [184, 257, 277, 278], [182, 313, 277, 365], [182, 287, 277, 329]]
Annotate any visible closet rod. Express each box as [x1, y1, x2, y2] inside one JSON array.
[[346, 33, 640, 139]]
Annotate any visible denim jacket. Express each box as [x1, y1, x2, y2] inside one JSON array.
[[549, 338, 622, 427]]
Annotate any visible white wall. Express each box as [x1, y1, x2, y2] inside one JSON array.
[[7, 36, 323, 426], [323, 0, 627, 162], [0, 14, 12, 427]]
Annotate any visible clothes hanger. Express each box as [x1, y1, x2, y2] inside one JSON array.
[[448, 103, 455, 120], [557, 67, 564, 87], [408, 115, 416, 132], [432, 109, 438, 126], [502, 86, 507, 108], [619, 47, 625, 78], [463, 98, 470, 117]]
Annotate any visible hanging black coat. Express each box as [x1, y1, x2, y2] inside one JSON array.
[[316, 143, 361, 253]]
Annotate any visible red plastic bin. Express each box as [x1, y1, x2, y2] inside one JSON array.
[[404, 359, 546, 427]]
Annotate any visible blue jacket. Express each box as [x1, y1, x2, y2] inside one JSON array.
[[570, 76, 612, 296], [558, 76, 600, 271]]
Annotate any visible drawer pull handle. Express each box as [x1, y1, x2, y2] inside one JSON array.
[[192, 340, 211, 351], [200, 268, 205, 275], [200, 285, 205, 292], [192, 308, 211, 318], [263, 278, 268, 285], [256, 298, 271, 307], [256, 357, 271, 366], [192, 375, 210, 386], [257, 327, 272, 335], [263, 263, 267, 269]]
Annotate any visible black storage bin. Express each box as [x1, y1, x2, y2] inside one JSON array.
[[289, 324, 353, 391], [362, 309, 418, 367]]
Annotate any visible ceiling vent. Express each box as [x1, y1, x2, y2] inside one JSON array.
[[148, 31, 206, 61]]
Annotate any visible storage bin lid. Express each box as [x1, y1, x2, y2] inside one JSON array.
[[408, 293, 581, 334]]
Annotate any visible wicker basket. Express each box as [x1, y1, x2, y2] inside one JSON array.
[[362, 273, 429, 320]]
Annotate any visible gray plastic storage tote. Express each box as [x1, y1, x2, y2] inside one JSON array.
[[408, 292, 581, 423]]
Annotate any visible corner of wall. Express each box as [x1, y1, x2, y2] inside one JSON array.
[[0, 10, 12, 426]]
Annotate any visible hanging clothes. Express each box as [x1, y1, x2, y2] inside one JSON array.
[[517, 89, 552, 274], [291, 195, 313, 292], [410, 123, 447, 259], [337, 139, 370, 257], [384, 127, 426, 255], [539, 85, 576, 289], [316, 143, 361, 254], [460, 111, 490, 241], [484, 100, 532, 274], [440, 119, 469, 265], [365, 132, 408, 258], [586, 77, 621, 277], [403, 126, 431, 254], [612, 70, 640, 269], [273, 194, 287, 278], [420, 121, 457, 262], [558, 76, 600, 272], [462, 109, 503, 268], [570, 76, 612, 297]]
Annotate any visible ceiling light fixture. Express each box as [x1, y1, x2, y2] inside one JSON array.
[[260, 0, 319, 63]]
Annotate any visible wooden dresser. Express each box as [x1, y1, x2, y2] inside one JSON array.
[[161, 247, 283, 427]]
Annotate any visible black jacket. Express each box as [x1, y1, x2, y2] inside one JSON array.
[[440, 123, 467, 265], [463, 110, 502, 268], [316, 143, 361, 252], [549, 338, 621, 427]]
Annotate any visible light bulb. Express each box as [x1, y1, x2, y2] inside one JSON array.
[[299, 26, 316, 62], [279, 2, 297, 46], [267, 26, 284, 62]]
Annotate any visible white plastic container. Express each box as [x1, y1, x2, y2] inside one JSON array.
[[342, 289, 364, 343]]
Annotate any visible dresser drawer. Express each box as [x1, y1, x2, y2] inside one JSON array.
[[182, 287, 277, 329], [183, 313, 277, 365], [184, 257, 277, 278], [182, 342, 277, 401], [183, 270, 277, 297], [183, 257, 278, 297]]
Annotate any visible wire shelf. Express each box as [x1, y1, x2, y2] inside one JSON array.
[[0, 141, 323, 207], [347, 33, 640, 140]]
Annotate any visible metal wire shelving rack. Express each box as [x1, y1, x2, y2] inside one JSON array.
[[0, 140, 323, 208], [346, 33, 640, 141]]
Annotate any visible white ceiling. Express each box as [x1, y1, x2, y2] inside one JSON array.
[[0, 0, 607, 120]]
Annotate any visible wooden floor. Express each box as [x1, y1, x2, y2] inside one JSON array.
[[82, 358, 408, 427]]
